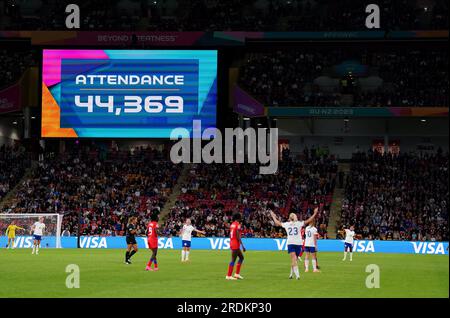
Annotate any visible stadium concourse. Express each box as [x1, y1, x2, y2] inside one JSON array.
[[0, 142, 448, 242]]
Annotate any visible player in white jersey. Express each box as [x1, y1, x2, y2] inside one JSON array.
[[270, 207, 318, 280], [340, 225, 357, 261], [31, 217, 46, 255], [179, 218, 206, 262], [304, 221, 320, 272]]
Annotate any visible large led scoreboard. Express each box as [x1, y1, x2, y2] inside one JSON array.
[[41, 50, 217, 138]]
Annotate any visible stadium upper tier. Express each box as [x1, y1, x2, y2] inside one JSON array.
[[0, 0, 448, 31], [0, 49, 38, 90], [1, 46, 448, 108], [238, 48, 448, 107], [0, 144, 31, 202]]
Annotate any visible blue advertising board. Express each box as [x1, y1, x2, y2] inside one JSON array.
[[1, 236, 448, 255]]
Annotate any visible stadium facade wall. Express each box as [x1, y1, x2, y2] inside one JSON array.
[[0, 117, 21, 146], [277, 118, 449, 159], [278, 118, 449, 137], [1, 236, 448, 255], [285, 136, 449, 159]]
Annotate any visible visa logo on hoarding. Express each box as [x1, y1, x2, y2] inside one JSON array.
[[274, 239, 375, 252], [274, 239, 288, 251], [353, 240, 375, 252], [208, 238, 230, 250], [140, 237, 174, 249], [13, 236, 34, 248], [80, 237, 108, 248], [411, 242, 446, 254]]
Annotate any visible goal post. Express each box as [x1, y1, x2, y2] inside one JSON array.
[[0, 213, 63, 248]]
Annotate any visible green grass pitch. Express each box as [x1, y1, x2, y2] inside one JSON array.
[[0, 249, 448, 298]]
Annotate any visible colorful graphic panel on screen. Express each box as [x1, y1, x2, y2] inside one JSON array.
[[42, 49, 217, 138]]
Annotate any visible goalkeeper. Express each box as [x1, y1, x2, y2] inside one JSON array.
[[5, 221, 24, 249]]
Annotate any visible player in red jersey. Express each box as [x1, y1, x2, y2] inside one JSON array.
[[226, 213, 246, 280], [145, 213, 160, 271]]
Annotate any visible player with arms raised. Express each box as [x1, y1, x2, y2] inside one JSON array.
[[31, 217, 45, 255], [226, 213, 246, 280], [145, 214, 160, 271], [270, 208, 318, 279], [180, 218, 206, 262], [5, 221, 24, 249]]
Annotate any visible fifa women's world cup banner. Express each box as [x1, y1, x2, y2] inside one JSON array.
[[41, 50, 217, 138], [1, 236, 448, 255]]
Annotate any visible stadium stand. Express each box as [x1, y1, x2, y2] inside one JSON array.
[[0, 146, 182, 236], [163, 151, 337, 238], [0, 0, 448, 31], [339, 149, 449, 241], [2, 143, 449, 242], [0, 1, 448, 243], [5, 145, 340, 239], [238, 48, 449, 107], [0, 49, 38, 89], [0, 139, 336, 241], [0, 143, 30, 202]]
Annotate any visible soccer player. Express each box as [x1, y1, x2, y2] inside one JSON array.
[[31, 217, 46, 255], [340, 225, 356, 261], [298, 227, 306, 262], [5, 221, 24, 249], [304, 221, 320, 272], [226, 213, 246, 280], [180, 218, 206, 262], [270, 207, 318, 280], [124, 216, 139, 264], [145, 214, 160, 271]]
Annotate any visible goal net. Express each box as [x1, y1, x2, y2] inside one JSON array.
[[0, 213, 63, 248]]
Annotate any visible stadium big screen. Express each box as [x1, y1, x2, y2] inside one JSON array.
[[41, 50, 217, 138]]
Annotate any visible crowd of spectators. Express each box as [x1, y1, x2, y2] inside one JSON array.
[[354, 50, 449, 107], [340, 149, 449, 241], [1, 142, 336, 239], [2, 142, 449, 242], [239, 50, 343, 107], [0, 50, 38, 89], [0, 143, 30, 202], [1, 145, 182, 236], [238, 48, 448, 107], [163, 149, 337, 238], [0, 0, 447, 31]]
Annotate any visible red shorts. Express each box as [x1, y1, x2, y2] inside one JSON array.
[[230, 242, 240, 251], [148, 239, 158, 249]]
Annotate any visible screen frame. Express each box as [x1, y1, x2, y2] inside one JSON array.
[[39, 47, 220, 140]]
